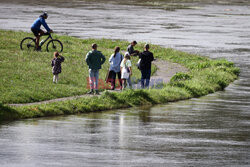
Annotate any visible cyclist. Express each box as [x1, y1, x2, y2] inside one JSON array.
[[31, 12, 53, 51]]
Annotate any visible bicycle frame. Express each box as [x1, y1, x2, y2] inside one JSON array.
[[21, 32, 63, 52], [39, 33, 52, 46]]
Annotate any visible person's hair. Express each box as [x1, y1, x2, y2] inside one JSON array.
[[131, 41, 137, 45], [144, 44, 150, 49], [124, 53, 130, 60], [92, 43, 97, 49], [54, 51, 60, 57], [114, 46, 120, 58]]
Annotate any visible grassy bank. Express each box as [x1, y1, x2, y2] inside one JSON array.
[[0, 30, 150, 104], [0, 30, 239, 122]]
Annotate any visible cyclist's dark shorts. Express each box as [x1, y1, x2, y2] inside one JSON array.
[[31, 28, 41, 37]]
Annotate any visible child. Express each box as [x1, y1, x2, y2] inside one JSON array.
[[51, 52, 64, 83], [120, 52, 132, 90]]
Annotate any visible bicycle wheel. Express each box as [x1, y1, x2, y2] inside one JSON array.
[[46, 39, 63, 52], [20, 37, 36, 51]]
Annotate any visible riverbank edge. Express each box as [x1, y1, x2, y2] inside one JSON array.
[[0, 32, 240, 122]]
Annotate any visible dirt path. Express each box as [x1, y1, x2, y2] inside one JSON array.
[[8, 60, 188, 107], [151, 59, 188, 84]]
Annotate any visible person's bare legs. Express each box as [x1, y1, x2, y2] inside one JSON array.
[[35, 36, 40, 49], [122, 79, 126, 90], [35, 30, 44, 50], [53, 74, 59, 83]]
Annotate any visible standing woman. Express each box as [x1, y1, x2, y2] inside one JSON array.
[[109, 46, 123, 90]]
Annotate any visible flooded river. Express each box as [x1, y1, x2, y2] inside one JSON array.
[[0, 0, 249, 166]]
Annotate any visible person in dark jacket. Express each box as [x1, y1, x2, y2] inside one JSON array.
[[127, 41, 139, 56], [31, 12, 53, 50], [85, 43, 106, 94], [139, 44, 154, 88], [51, 52, 64, 83]]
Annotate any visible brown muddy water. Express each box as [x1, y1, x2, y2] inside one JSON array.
[[0, 0, 250, 166]]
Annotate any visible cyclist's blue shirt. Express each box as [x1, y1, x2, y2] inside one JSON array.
[[31, 17, 51, 32]]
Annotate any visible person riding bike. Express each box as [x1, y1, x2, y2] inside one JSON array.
[[31, 12, 53, 51]]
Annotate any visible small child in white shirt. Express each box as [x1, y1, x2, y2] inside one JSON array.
[[120, 53, 132, 90]]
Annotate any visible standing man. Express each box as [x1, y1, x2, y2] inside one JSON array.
[[85, 43, 106, 95], [31, 12, 53, 51], [139, 44, 154, 88], [127, 41, 139, 56]]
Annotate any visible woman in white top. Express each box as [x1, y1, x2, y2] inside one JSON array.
[[120, 52, 132, 90], [109, 46, 123, 90]]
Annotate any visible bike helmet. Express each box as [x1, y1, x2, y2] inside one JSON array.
[[42, 12, 48, 18]]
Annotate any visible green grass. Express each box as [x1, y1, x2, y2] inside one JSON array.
[[0, 30, 147, 104], [0, 30, 239, 121]]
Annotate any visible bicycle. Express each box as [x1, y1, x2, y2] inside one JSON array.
[[20, 32, 63, 52]]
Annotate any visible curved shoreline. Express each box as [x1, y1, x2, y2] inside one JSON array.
[[8, 60, 188, 107], [0, 30, 239, 122]]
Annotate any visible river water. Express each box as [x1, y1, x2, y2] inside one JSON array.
[[0, 0, 249, 166]]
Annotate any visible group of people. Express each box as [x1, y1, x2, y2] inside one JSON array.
[[85, 41, 154, 94], [51, 41, 154, 95], [31, 12, 155, 95], [108, 41, 155, 91]]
